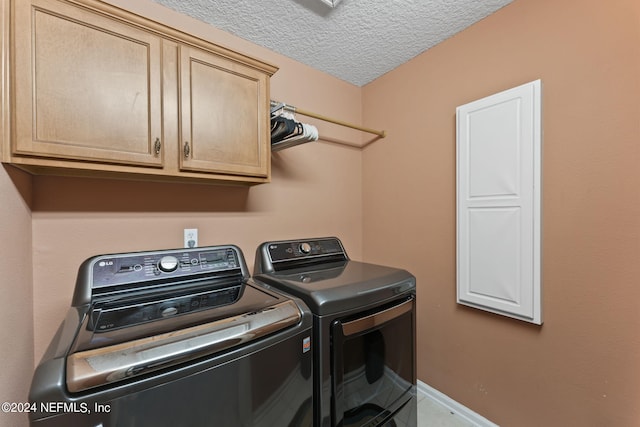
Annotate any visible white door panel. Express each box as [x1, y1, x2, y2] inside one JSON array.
[[456, 80, 542, 324]]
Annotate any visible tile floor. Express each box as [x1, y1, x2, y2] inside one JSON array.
[[417, 392, 476, 427]]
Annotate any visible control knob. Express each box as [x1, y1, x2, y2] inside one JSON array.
[[158, 255, 179, 273], [299, 242, 312, 254]]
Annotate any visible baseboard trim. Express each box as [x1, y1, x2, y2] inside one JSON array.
[[417, 380, 499, 427]]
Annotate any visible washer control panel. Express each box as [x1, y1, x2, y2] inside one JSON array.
[[91, 246, 240, 289]]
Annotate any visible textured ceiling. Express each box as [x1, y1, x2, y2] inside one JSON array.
[[151, 0, 514, 87]]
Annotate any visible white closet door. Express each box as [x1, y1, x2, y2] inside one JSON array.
[[456, 80, 542, 324]]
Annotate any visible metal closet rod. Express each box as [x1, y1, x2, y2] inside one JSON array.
[[271, 100, 386, 138]]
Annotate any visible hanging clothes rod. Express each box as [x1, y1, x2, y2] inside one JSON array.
[[270, 100, 386, 138]]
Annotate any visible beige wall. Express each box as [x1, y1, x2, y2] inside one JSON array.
[[0, 167, 33, 427], [362, 0, 640, 425]]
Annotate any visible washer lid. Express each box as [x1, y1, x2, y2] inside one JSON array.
[[66, 297, 302, 393], [254, 260, 415, 315]]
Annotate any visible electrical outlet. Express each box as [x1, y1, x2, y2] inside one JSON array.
[[184, 228, 198, 248]]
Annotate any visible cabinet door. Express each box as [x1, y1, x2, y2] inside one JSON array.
[[179, 45, 269, 178], [456, 80, 542, 324], [13, 0, 163, 167]]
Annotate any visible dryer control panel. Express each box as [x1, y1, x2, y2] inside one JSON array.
[[256, 237, 348, 273], [268, 238, 345, 261]]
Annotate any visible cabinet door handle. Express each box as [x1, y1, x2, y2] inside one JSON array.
[[154, 138, 161, 156], [183, 141, 190, 159]]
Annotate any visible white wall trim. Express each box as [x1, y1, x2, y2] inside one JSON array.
[[417, 380, 499, 427]]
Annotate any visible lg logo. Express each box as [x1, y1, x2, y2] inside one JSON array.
[[98, 260, 114, 267]]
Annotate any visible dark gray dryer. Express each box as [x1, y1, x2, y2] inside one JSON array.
[[254, 237, 417, 427], [29, 245, 313, 427]]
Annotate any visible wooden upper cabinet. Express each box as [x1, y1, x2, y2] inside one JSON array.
[[179, 46, 269, 178], [13, 0, 164, 167], [7, 0, 277, 184]]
